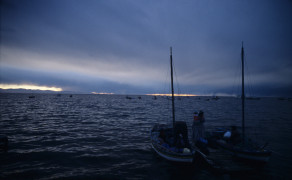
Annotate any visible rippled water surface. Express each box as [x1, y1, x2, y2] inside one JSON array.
[[0, 94, 292, 179]]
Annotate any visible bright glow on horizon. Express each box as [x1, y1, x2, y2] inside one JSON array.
[[92, 92, 114, 95], [146, 94, 197, 97], [0, 84, 63, 92]]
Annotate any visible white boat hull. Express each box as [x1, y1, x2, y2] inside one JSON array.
[[150, 123, 195, 163], [151, 142, 194, 163]]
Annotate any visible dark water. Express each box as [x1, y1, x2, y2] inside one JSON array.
[[0, 93, 292, 179]]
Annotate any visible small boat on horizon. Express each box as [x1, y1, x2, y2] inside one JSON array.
[[212, 96, 219, 100], [126, 96, 132, 100], [246, 97, 261, 100]]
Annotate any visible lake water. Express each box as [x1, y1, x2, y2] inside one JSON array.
[[0, 93, 292, 179]]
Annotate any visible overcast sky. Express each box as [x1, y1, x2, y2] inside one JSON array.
[[1, 0, 292, 96]]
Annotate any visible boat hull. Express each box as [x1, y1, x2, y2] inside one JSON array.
[[151, 142, 194, 163], [216, 140, 271, 163], [150, 123, 195, 163]]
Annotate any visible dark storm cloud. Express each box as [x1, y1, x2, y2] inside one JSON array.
[[1, 0, 292, 96], [1, 0, 164, 61]]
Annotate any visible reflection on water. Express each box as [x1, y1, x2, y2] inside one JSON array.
[[0, 94, 291, 179]]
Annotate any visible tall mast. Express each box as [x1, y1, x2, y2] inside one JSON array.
[[170, 47, 175, 129], [241, 42, 245, 142]]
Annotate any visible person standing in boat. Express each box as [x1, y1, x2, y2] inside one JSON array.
[[192, 110, 205, 145]]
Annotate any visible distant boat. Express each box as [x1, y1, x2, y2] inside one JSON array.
[[246, 97, 260, 100], [28, 95, 35, 98], [208, 42, 271, 163], [69, 95, 73, 98], [150, 47, 196, 163], [212, 96, 219, 100], [126, 96, 132, 100]]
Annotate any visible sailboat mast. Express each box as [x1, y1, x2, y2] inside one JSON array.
[[241, 42, 245, 141], [170, 47, 175, 129]]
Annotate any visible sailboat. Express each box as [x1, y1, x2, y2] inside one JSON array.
[[150, 47, 195, 163], [209, 42, 272, 163]]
